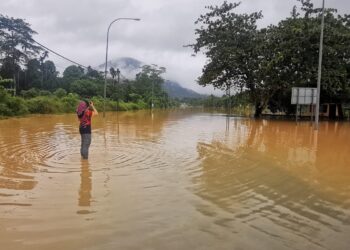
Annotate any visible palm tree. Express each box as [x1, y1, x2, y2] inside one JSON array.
[[109, 67, 117, 87]]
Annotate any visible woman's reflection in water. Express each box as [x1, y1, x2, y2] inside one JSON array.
[[77, 159, 92, 214]]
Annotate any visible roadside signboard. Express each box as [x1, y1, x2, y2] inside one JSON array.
[[291, 87, 317, 105]]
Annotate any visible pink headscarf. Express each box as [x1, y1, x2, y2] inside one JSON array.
[[76, 101, 88, 118]]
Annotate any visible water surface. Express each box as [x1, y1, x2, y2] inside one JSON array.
[[0, 110, 349, 250]]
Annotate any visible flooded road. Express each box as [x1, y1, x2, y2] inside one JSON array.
[[0, 110, 349, 250]]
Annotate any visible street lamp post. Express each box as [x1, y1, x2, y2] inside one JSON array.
[[314, 0, 325, 130], [103, 18, 140, 117]]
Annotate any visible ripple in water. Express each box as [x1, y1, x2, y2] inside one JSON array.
[[0, 112, 350, 250]]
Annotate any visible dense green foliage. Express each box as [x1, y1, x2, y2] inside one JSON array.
[[0, 15, 177, 117], [190, 0, 350, 117], [0, 58, 174, 117], [0, 86, 153, 118]]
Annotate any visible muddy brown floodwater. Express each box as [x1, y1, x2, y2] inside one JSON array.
[[0, 110, 349, 250]]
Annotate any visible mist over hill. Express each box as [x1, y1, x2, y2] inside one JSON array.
[[98, 57, 205, 99], [98, 57, 143, 79]]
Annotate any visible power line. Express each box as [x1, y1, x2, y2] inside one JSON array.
[[32, 39, 131, 81], [32, 39, 88, 69]]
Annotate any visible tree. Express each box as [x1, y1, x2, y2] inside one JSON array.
[[42, 60, 58, 90], [109, 67, 117, 86], [63, 65, 84, 79], [265, 0, 350, 112], [70, 79, 101, 98], [25, 59, 41, 89], [134, 64, 167, 107], [0, 15, 42, 92], [189, 1, 265, 116], [61, 65, 84, 90], [190, 0, 350, 117], [86, 66, 101, 79]]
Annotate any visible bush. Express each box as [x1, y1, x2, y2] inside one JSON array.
[[0, 84, 150, 118], [0, 87, 29, 116], [91, 96, 118, 112], [89, 97, 146, 112], [0, 103, 12, 116], [21, 88, 40, 99], [7, 97, 29, 115], [53, 88, 67, 98], [60, 93, 79, 113], [26, 96, 60, 114], [0, 86, 10, 103], [127, 93, 142, 103], [39, 90, 52, 96], [118, 101, 145, 111], [137, 101, 147, 109]]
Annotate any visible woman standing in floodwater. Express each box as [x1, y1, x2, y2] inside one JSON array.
[[77, 100, 98, 159]]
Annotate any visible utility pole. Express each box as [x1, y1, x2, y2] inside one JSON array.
[[314, 0, 325, 130], [226, 84, 232, 116]]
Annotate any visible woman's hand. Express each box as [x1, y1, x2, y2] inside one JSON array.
[[90, 101, 98, 115]]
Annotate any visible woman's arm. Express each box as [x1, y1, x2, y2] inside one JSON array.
[[90, 102, 98, 116]]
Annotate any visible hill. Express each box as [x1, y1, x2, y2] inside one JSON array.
[[163, 80, 205, 99]]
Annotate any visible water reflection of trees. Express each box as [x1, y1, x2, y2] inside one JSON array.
[[195, 119, 350, 244]]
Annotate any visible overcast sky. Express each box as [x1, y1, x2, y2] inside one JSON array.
[[1, 0, 349, 94]]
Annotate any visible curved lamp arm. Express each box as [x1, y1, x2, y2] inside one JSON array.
[[103, 18, 141, 117]]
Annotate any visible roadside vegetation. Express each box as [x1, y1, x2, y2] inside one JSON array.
[[0, 85, 153, 118]]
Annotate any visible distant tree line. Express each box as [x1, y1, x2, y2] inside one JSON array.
[[189, 0, 350, 117], [0, 14, 176, 117]]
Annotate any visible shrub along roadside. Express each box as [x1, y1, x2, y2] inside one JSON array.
[[0, 87, 149, 118]]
